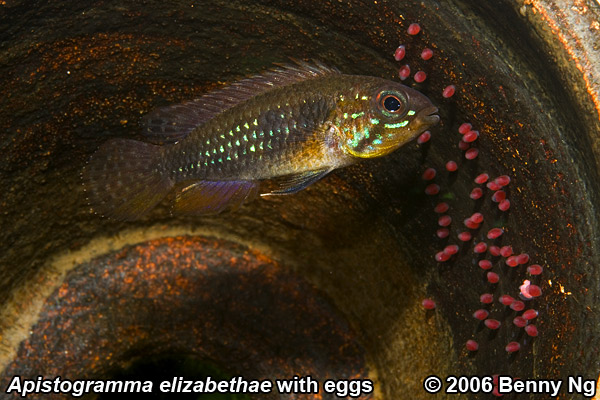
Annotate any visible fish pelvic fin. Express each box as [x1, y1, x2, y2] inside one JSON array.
[[82, 139, 173, 220], [263, 168, 333, 195], [173, 180, 259, 215]]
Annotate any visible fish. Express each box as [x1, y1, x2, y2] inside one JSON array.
[[82, 60, 439, 220]]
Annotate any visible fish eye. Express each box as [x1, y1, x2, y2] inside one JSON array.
[[377, 91, 407, 117], [383, 95, 402, 112]]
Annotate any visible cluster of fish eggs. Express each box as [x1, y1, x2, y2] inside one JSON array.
[[396, 21, 546, 380]]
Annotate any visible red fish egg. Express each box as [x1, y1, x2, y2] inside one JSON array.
[[487, 228, 504, 239], [414, 71, 427, 83], [407, 23, 421, 35], [435, 251, 450, 262], [422, 167, 437, 180], [458, 140, 470, 150], [527, 264, 543, 275], [394, 45, 406, 61], [513, 316, 527, 327], [470, 187, 483, 200], [500, 295, 515, 306], [445, 160, 458, 171], [489, 245, 501, 256], [480, 293, 493, 304], [519, 280, 542, 299], [458, 231, 472, 242], [474, 173, 489, 184], [422, 298, 436, 309], [421, 48, 433, 60], [506, 256, 519, 267], [466, 339, 479, 351], [484, 319, 501, 329], [516, 253, 530, 264], [474, 242, 488, 253], [438, 215, 452, 227], [494, 175, 511, 187], [500, 246, 513, 257], [464, 218, 480, 230], [510, 300, 525, 311], [462, 130, 479, 143], [442, 85, 456, 98], [417, 130, 431, 144], [523, 309, 539, 320], [444, 244, 459, 255], [505, 341, 520, 353], [487, 272, 500, 283], [458, 123, 472, 134], [425, 184, 440, 195], [527, 284, 542, 298], [479, 260, 493, 270], [434, 202, 449, 213], [491, 190, 506, 203], [470, 212, 484, 224], [463, 218, 480, 230], [399, 64, 411, 80], [473, 309, 489, 320], [525, 324, 539, 337], [487, 181, 501, 191], [465, 148, 479, 160], [499, 199, 511, 211], [436, 228, 450, 239], [519, 280, 532, 298]]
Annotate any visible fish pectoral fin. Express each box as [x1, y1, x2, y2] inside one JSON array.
[[263, 168, 333, 195], [173, 180, 259, 215]]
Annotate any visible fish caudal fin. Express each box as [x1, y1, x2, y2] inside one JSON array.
[[174, 180, 259, 215], [82, 139, 173, 220]]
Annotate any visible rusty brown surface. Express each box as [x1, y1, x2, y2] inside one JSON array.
[[0, 236, 370, 399]]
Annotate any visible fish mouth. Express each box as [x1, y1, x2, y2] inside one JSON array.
[[415, 106, 440, 128]]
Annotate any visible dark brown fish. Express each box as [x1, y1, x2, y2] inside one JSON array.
[[82, 61, 439, 220]]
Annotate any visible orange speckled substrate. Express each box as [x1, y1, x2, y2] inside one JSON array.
[[0, 236, 370, 400]]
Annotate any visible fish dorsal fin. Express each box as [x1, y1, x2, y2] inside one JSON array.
[[264, 168, 333, 195], [141, 60, 339, 144], [173, 180, 259, 215]]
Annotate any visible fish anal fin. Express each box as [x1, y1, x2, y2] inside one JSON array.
[[173, 180, 259, 215], [264, 168, 333, 195]]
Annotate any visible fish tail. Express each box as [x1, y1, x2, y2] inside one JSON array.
[[82, 139, 173, 220]]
